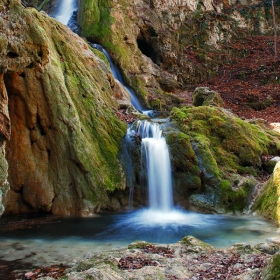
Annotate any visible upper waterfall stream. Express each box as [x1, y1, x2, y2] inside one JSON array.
[[52, 0, 78, 26], [91, 44, 153, 115]]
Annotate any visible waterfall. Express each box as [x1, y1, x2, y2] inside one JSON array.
[[91, 44, 153, 115], [53, 0, 78, 26], [129, 120, 173, 211]]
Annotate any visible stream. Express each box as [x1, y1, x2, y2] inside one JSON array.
[[0, 210, 279, 278]]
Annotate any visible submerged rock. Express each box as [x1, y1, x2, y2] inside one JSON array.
[[0, 0, 127, 215]]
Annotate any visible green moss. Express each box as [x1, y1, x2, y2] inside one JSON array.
[[78, 0, 101, 38], [166, 132, 198, 172], [180, 236, 213, 252], [128, 241, 152, 249], [166, 131, 201, 194], [129, 75, 149, 104], [253, 163, 280, 223], [170, 106, 279, 176], [261, 253, 280, 280], [220, 179, 254, 212], [89, 46, 110, 67]]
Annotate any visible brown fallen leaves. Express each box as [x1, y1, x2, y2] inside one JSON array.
[[118, 245, 174, 270], [144, 245, 174, 258], [200, 36, 280, 124], [114, 109, 137, 124], [183, 252, 269, 280], [118, 256, 160, 270], [22, 264, 68, 280]]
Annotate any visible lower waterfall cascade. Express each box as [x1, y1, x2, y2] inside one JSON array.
[[128, 120, 173, 211]]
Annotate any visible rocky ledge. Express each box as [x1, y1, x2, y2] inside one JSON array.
[[23, 236, 280, 280]]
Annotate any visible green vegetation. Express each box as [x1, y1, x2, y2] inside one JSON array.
[[253, 162, 280, 224], [180, 236, 214, 252], [169, 106, 280, 212], [262, 253, 280, 280], [128, 241, 152, 249], [171, 106, 279, 175]]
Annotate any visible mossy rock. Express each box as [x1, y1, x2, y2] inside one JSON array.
[[192, 87, 224, 107], [171, 106, 280, 175], [169, 106, 280, 213], [253, 162, 280, 225], [263, 157, 280, 174], [219, 178, 256, 212], [229, 243, 254, 254], [261, 253, 280, 280], [254, 243, 280, 255], [0, 1, 127, 215], [180, 235, 214, 253], [128, 241, 152, 249]]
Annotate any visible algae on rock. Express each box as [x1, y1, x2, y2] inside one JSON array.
[[0, 0, 127, 215]]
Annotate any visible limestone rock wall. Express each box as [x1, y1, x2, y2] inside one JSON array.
[[77, 0, 278, 109], [0, 0, 127, 216]]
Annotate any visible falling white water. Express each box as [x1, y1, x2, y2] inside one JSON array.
[[90, 44, 153, 116], [133, 120, 173, 211], [53, 0, 78, 26]]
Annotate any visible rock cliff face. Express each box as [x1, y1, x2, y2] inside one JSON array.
[[77, 0, 279, 109], [0, 0, 127, 216]]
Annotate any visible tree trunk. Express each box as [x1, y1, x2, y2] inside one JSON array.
[[272, 0, 277, 61]]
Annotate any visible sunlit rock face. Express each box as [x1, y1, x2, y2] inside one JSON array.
[[0, 0, 127, 215]]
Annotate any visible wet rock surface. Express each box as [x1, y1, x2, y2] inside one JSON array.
[[18, 236, 280, 280]]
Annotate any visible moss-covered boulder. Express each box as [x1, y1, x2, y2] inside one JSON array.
[[180, 235, 214, 253], [165, 130, 201, 207], [192, 87, 224, 107], [0, 0, 127, 215], [261, 253, 280, 280], [253, 162, 280, 225], [168, 105, 280, 212]]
